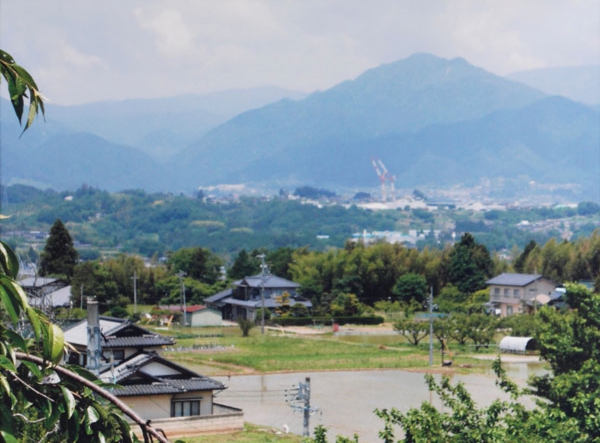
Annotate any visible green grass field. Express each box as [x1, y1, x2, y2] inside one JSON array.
[[176, 423, 303, 443], [153, 324, 485, 376]]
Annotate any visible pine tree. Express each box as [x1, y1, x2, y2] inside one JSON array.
[[40, 218, 78, 280]]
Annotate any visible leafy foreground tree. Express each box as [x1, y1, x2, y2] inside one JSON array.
[[1, 49, 173, 443], [0, 240, 173, 442], [311, 284, 600, 443]]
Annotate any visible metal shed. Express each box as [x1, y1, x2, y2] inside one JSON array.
[[499, 336, 538, 354]]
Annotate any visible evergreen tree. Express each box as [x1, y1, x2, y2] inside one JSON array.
[[392, 272, 428, 305], [40, 218, 78, 281], [446, 233, 493, 294], [229, 249, 260, 279], [513, 239, 537, 273]]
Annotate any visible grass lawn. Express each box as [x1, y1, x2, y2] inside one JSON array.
[[152, 324, 487, 376], [177, 423, 303, 443]]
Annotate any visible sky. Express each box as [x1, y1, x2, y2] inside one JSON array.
[[1, 0, 599, 105]]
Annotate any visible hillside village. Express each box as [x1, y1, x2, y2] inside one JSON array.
[[1, 8, 599, 440]]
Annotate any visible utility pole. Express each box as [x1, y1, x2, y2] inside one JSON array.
[[177, 270, 187, 326], [257, 254, 267, 334], [429, 286, 434, 367], [285, 377, 318, 438], [131, 271, 138, 314]]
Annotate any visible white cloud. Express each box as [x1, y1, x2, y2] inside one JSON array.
[[1, 0, 598, 104]]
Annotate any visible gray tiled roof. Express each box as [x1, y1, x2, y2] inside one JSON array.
[[64, 317, 174, 348], [106, 378, 225, 397], [486, 273, 544, 287], [99, 351, 225, 397], [102, 335, 174, 349], [237, 275, 300, 289], [205, 288, 232, 303], [221, 297, 311, 309]]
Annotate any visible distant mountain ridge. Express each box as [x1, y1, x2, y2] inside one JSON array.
[[507, 65, 600, 105], [2, 54, 598, 200]]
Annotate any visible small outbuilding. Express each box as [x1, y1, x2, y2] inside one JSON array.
[[499, 336, 538, 354]]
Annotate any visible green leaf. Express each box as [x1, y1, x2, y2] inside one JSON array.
[[5, 329, 27, 353], [42, 322, 65, 365], [26, 305, 42, 341], [0, 49, 16, 64], [87, 405, 100, 424], [0, 431, 18, 443], [20, 360, 42, 379], [0, 282, 20, 324], [0, 355, 16, 373], [62, 386, 76, 419], [11, 64, 39, 91], [0, 241, 20, 279]]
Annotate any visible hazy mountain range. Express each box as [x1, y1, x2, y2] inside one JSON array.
[[1, 54, 598, 201]]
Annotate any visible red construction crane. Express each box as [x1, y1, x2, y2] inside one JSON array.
[[371, 158, 395, 201], [371, 158, 387, 201], [378, 159, 395, 201]]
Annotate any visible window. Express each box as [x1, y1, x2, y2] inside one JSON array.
[[507, 306, 513, 315], [112, 349, 125, 361], [513, 289, 520, 298], [494, 288, 500, 295], [504, 288, 509, 296], [172, 399, 201, 417]]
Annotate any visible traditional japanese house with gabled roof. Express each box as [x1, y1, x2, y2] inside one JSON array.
[[205, 273, 311, 321], [64, 315, 175, 367], [63, 301, 243, 437]]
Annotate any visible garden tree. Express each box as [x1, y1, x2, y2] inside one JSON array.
[[445, 313, 471, 345], [434, 284, 466, 313], [445, 233, 493, 294], [330, 293, 364, 317], [0, 49, 170, 442], [393, 316, 428, 346], [500, 313, 537, 337], [228, 248, 259, 279], [463, 313, 497, 351], [274, 291, 291, 316], [40, 218, 79, 281], [238, 319, 255, 336], [513, 239, 537, 273], [290, 302, 309, 317], [392, 273, 428, 305]]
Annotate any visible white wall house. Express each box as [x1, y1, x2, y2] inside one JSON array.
[[487, 273, 556, 317]]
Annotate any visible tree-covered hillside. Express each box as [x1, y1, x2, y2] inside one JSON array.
[[2, 185, 598, 261]]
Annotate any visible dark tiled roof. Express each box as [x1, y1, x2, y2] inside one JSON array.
[[486, 273, 544, 287], [221, 297, 311, 309], [205, 289, 232, 303], [102, 335, 174, 348], [99, 351, 225, 397], [237, 275, 300, 289], [107, 377, 225, 397]]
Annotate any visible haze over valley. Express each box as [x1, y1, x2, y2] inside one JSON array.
[[2, 54, 598, 203]]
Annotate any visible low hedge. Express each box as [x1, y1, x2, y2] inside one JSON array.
[[272, 315, 384, 327]]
